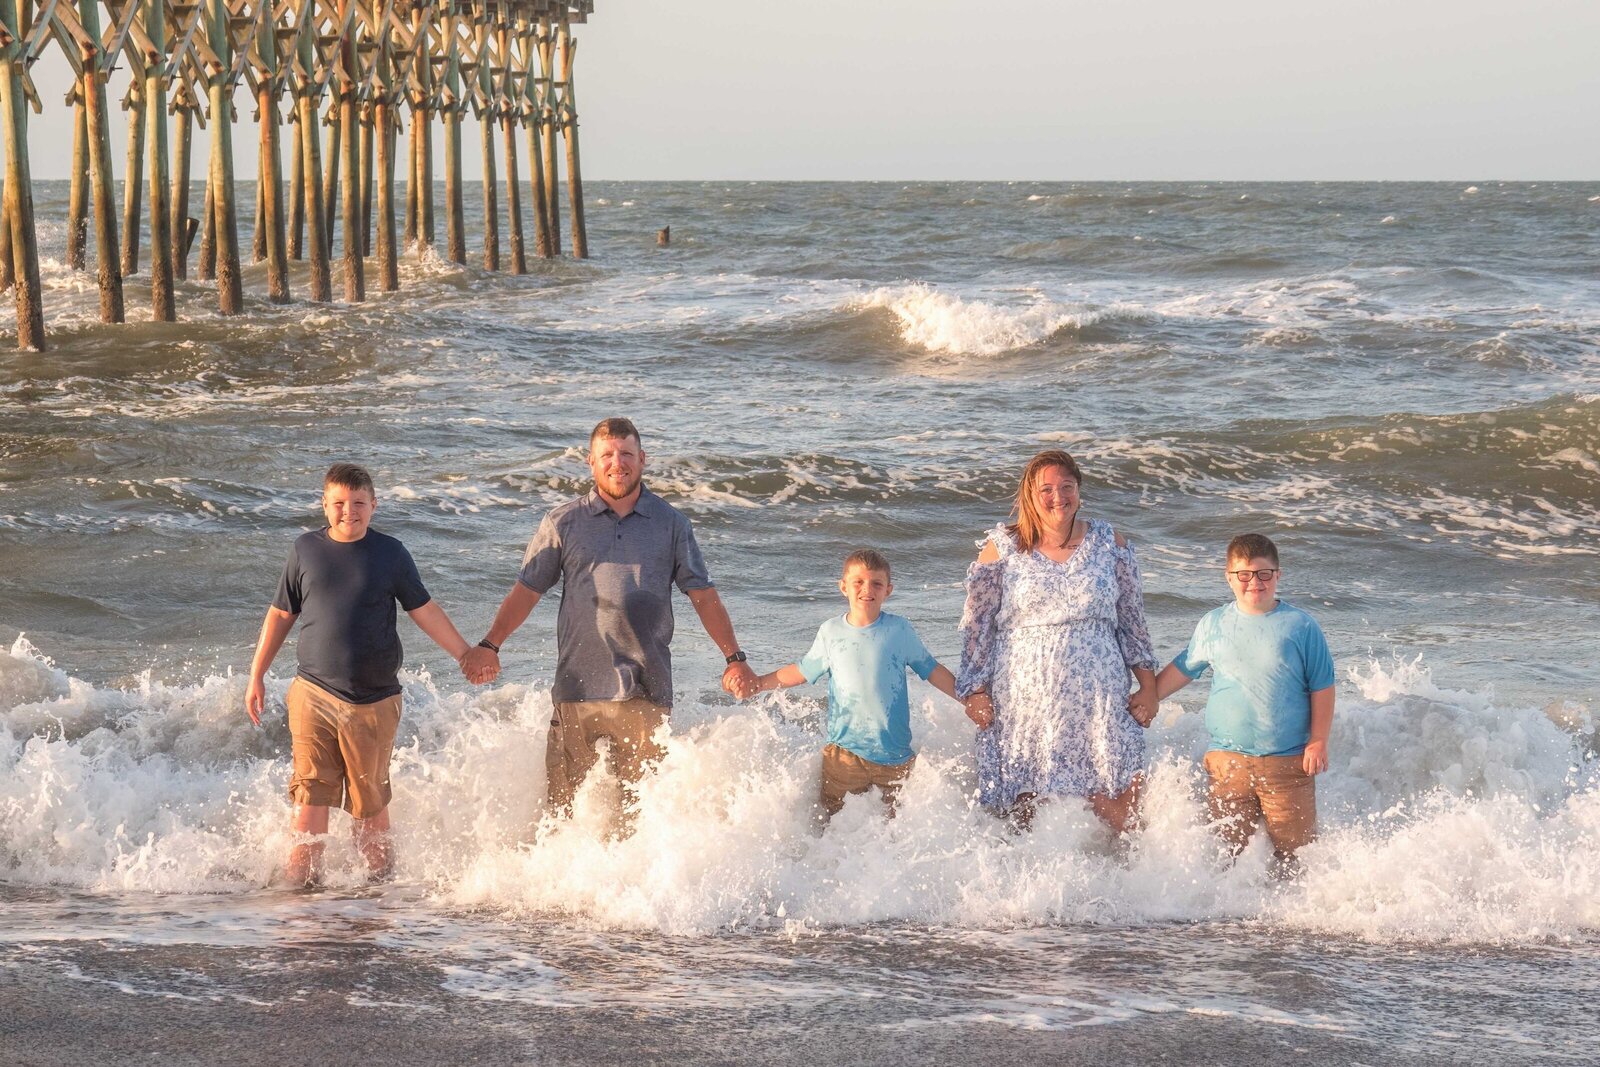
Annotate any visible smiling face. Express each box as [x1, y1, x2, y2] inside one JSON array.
[[839, 562, 892, 624], [323, 483, 376, 542], [588, 433, 645, 504], [1030, 465, 1081, 537], [1227, 555, 1281, 615]]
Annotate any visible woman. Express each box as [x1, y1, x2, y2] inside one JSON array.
[[957, 450, 1159, 831]]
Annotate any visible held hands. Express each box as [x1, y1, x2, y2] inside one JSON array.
[[1302, 739, 1329, 776], [963, 691, 994, 729], [1127, 687, 1158, 727], [460, 645, 501, 686], [722, 661, 759, 700]]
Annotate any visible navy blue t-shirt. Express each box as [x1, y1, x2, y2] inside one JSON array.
[[272, 528, 431, 704]]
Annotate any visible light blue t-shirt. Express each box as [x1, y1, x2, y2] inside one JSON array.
[[1171, 600, 1336, 757], [797, 611, 939, 766]]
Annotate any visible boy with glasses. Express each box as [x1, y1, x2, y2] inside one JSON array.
[[1149, 533, 1335, 871]]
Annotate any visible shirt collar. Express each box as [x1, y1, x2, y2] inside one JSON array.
[[584, 484, 661, 518]]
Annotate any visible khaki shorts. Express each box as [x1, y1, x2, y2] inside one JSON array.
[[286, 678, 402, 819], [819, 744, 916, 818], [546, 697, 669, 816], [1203, 749, 1316, 857]]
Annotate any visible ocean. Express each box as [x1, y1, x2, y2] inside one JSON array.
[[2, 180, 1598, 1064]]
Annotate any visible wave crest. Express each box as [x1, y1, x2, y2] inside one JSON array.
[[856, 284, 1121, 356]]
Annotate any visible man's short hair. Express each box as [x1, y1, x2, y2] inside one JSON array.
[[324, 462, 375, 496], [843, 548, 892, 581], [589, 417, 642, 449], [1226, 533, 1279, 567]]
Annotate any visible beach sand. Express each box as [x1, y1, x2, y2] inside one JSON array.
[[2, 940, 1417, 1067]]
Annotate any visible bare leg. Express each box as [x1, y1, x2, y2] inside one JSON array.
[[287, 804, 330, 886], [352, 807, 393, 881], [1007, 791, 1042, 831], [1090, 775, 1144, 836]]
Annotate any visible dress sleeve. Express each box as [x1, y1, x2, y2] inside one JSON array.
[[956, 529, 1009, 698], [1112, 539, 1159, 672]]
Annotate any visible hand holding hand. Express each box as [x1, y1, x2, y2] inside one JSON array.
[[963, 692, 994, 729], [1302, 739, 1329, 776], [722, 661, 758, 700], [460, 645, 501, 686], [245, 676, 266, 726], [1128, 687, 1157, 727]]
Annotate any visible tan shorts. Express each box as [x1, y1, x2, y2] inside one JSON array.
[[286, 678, 402, 819], [819, 744, 916, 818], [546, 697, 669, 816], [1203, 749, 1316, 857]]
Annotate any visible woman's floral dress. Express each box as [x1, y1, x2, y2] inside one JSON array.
[[957, 519, 1159, 808]]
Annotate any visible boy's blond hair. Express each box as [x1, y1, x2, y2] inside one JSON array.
[[843, 548, 891, 581]]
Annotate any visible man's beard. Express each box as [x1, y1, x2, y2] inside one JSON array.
[[597, 472, 641, 500]]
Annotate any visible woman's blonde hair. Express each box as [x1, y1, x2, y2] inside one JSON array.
[[1008, 450, 1083, 552]]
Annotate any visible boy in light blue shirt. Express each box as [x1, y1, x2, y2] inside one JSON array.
[[753, 549, 969, 819], [1152, 533, 1336, 864]]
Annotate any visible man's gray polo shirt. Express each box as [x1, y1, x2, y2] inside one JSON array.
[[517, 486, 713, 706]]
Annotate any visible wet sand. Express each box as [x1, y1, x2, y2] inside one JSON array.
[[1, 940, 1459, 1067]]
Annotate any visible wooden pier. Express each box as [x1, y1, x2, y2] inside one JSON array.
[[0, 0, 594, 349]]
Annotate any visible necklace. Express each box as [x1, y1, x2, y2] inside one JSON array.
[[1048, 506, 1082, 551]]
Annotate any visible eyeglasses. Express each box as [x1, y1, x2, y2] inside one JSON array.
[[1229, 569, 1279, 583]]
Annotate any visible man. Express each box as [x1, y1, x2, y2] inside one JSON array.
[[461, 418, 758, 826]]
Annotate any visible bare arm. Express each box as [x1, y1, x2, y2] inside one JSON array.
[[407, 600, 473, 664], [752, 663, 807, 694], [1303, 685, 1335, 775], [1153, 662, 1193, 700], [685, 586, 757, 697], [485, 581, 543, 647], [1131, 663, 1190, 728], [245, 606, 297, 725], [460, 581, 543, 685], [927, 663, 959, 703]]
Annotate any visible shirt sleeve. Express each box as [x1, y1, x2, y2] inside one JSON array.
[[797, 625, 831, 684], [392, 543, 432, 612], [901, 619, 939, 681], [955, 556, 1004, 698], [671, 515, 714, 594], [1112, 539, 1159, 672], [517, 512, 563, 594], [271, 542, 303, 615], [1171, 619, 1209, 679], [1300, 617, 1336, 692]]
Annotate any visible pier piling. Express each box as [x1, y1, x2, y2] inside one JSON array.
[[0, 0, 597, 347]]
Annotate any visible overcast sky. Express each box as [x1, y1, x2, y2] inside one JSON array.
[[26, 0, 1600, 180]]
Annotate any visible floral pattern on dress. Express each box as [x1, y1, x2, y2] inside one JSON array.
[[957, 519, 1159, 807]]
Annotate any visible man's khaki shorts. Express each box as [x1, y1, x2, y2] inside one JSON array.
[[286, 678, 402, 819], [546, 697, 669, 815], [1203, 749, 1316, 856], [819, 743, 916, 818]]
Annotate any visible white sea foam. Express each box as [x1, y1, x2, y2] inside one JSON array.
[[1, 638, 1595, 944], [856, 284, 1121, 357]]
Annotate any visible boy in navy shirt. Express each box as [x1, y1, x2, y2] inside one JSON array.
[[752, 549, 980, 819], [246, 463, 474, 885], [1151, 533, 1335, 866]]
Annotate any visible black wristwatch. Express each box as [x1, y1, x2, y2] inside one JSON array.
[[725, 650, 747, 665], [477, 638, 501, 653]]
